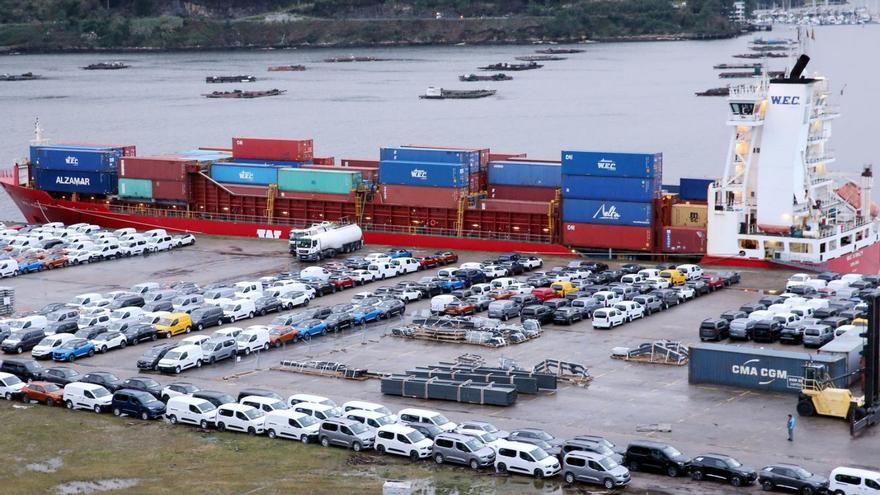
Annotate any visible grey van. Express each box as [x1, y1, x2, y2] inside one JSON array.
[[571, 297, 603, 317], [318, 418, 375, 451], [803, 325, 834, 348], [432, 432, 495, 469], [200, 336, 237, 364], [729, 318, 756, 340], [488, 300, 520, 321], [190, 306, 224, 331], [142, 289, 178, 304], [563, 451, 631, 489]]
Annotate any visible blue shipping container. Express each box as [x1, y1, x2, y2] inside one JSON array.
[[487, 161, 561, 188], [679, 178, 714, 201], [399, 146, 481, 175], [234, 159, 309, 167], [381, 147, 479, 172], [29, 144, 124, 165], [563, 198, 653, 226], [32, 147, 121, 173], [33, 169, 117, 194], [562, 175, 660, 202], [379, 160, 467, 188], [561, 151, 662, 179], [211, 163, 279, 185]]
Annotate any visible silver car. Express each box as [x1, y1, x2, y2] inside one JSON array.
[[200, 336, 237, 364], [729, 318, 756, 340], [432, 432, 496, 469], [487, 300, 520, 321], [318, 418, 375, 451], [562, 450, 631, 489]]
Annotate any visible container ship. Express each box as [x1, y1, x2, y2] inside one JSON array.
[[2, 55, 877, 273]]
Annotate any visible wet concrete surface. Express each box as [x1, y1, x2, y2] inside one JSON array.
[[5, 235, 878, 492]]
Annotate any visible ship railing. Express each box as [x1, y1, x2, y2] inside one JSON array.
[[806, 152, 835, 165], [729, 80, 769, 98]]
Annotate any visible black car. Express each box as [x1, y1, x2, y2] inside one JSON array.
[[497, 252, 521, 263], [254, 296, 283, 316], [686, 280, 710, 296], [122, 324, 158, 344], [752, 320, 783, 343], [324, 312, 353, 332], [759, 295, 785, 307], [652, 289, 681, 309], [582, 262, 609, 273], [655, 262, 677, 271], [604, 269, 624, 283], [405, 422, 444, 440], [520, 305, 554, 325], [36, 302, 69, 315], [412, 280, 443, 298], [508, 428, 564, 457], [136, 343, 180, 371], [739, 302, 767, 315], [45, 320, 79, 335], [306, 280, 336, 297], [344, 256, 370, 270], [497, 261, 525, 276], [2, 329, 46, 354], [376, 299, 406, 318], [304, 306, 333, 320], [620, 263, 644, 275], [758, 463, 828, 494], [108, 294, 145, 309], [80, 371, 123, 392], [511, 294, 539, 307], [720, 310, 748, 323], [161, 382, 200, 401], [189, 306, 224, 331], [812, 307, 840, 320], [74, 327, 108, 341], [716, 271, 741, 285], [169, 281, 200, 295], [779, 322, 807, 344], [40, 366, 81, 386], [236, 388, 283, 402], [689, 453, 757, 487], [454, 269, 487, 286], [543, 298, 570, 311], [0, 358, 43, 382], [193, 390, 236, 408], [142, 300, 174, 312], [624, 440, 690, 477], [120, 376, 163, 400], [699, 319, 730, 342], [526, 275, 552, 288], [553, 306, 585, 325]]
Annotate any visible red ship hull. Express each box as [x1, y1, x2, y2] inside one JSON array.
[[0, 180, 575, 256], [701, 241, 880, 275]]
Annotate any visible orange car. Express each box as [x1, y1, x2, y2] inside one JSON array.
[[21, 381, 64, 407], [269, 327, 299, 348], [42, 254, 69, 269], [490, 290, 514, 300]]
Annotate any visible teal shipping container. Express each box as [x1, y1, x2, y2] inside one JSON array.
[[278, 168, 361, 194], [118, 178, 153, 198]]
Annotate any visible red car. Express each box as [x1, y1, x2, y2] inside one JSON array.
[[531, 287, 558, 302], [416, 256, 440, 269], [490, 290, 514, 300], [443, 301, 477, 316], [702, 275, 725, 291], [434, 251, 459, 265], [21, 381, 64, 407], [329, 275, 356, 290]]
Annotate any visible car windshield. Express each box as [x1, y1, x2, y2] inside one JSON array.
[[481, 432, 499, 442], [37, 337, 54, 346], [4, 375, 21, 385], [92, 387, 110, 398], [164, 350, 183, 360], [530, 448, 549, 461], [430, 414, 450, 426], [44, 383, 61, 392], [463, 438, 482, 451], [599, 456, 619, 470], [158, 318, 175, 326], [235, 334, 251, 343], [298, 415, 318, 427], [662, 446, 682, 458], [375, 415, 395, 426], [725, 457, 742, 468], [792, 467, 813, 478], [406, 431, 426, 443], [591, 444, 613, 455], [349, 422, 369, 434]]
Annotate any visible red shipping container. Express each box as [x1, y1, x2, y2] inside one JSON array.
[[489, 152, 527, 162], [119, 156, 194, 181], [232, 137, 313, 161], [312, 156, 335, 165], [303, 164, 378, 183], [59, 142, 137, 157], [506, 157, 561, 164], [468, 172, 486, 193], [488, 184, 558, 202], [151, 180, 189, 202], [658, 226, 707, 254], [277, 190, 356, 203], [378, 184, 466, 209], [221, 184, 272, 197], [341, 159, 379, 168], [563, 222, 653, 251], [479, 199, 550, 214]]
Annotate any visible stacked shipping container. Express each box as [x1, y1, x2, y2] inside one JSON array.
[[485, 159, 560, 215], [561, 151, 662, 251], [378, 147, 475, 209], [30, 145, 129, 195], [232, 137, 313, 162], [118, 156, 196, 201], [658, 177, 712, 254]]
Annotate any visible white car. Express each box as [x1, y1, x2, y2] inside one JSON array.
[[395, 288, 422, 303], [494, 440, 561, 478], [827, 466, 880, 495], [109, 307, 144, 323], [165, 395, 217, 428], [63, 382, 112, 413], [341, 400, 397, 422], [673, 286, 696, 301], [346, 409, 397, 430], [375, 423, 433, 459], [490, 278, 516, 290], [457, 427, 504, 451], [592, 308, 626, 329], [349, 270, 375, 285], [90, 331, 128, 353], [482, 265, 508, 278], [180, 335, 210, 347], [240, 395, 289, 414], [785, 273, 813, 291], [65, 250, 92, 265], [507, 283, 535, 295], [216, 403, 266, 434], [676, 264, 704, 281], [521, 256, 544, 269], [264, 410, 320, 443], [77, 313, 111, 328], [0, 371, 25, 400], [235, 326, 270, 355], [350, 292, 375, 304], [220, 298, 256, 322], [645, 277, 671, 290], [31, 334, 77, 359], [173, 234, 196, 247], [593, 291, 622, 307], [140, 311, 171, 326], [620, 274, 644, 285], [566, 268, 592, 280], [613, 301, 645, 322], [279, 292, 310, 310], [67, 292, 104, 308], [157, 344, 205, 374], [288, 393, 337, 408], [291, 402, 343, 421]]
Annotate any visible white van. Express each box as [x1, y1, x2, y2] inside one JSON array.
[[494, 439, 561, 478], [63, 382, 112, 413], [491, 277, 516, 290], [431, 295, 459, 314], [221, 298, 256, 322], [368, 262, 397, 280], [0, 372, 25, 400], [233, 281, 263, 301], [292, 402, 343, 421], [109, 307, 144, 323], [637, 268, 660, 279], [828, 466, 880, 495], [10, 315, 48, 333], [398, 408, 457, 432], [620, 274, 644, 285], [676, 264, 703, 281], [264, 409, 320, 443], [748, 309, 775, 322], [300, 266, 332, 281], [342, 400, 398, 422], [593, 291, 622, 307], [216, 403, 266, 434], [31, 334, 76, 359], [68, 292, 104, 308], [143, 228, 168, 239], [131, 282, 161, 295], [212, 327, 243, 339], [375, 423, 434, 460], [165, 395, 218, 428], [789, 306, 814, 319], [0, 259, 18, 277], [767, 303, 789, 315], [240, 395, 289, 413], [235, 326, 270, 355], [437, 268, 457, 280], [392, 257, 420, 274], [346, 409, 397, 430], [157, 344, 204, 374], [288, 393, 337, 408]]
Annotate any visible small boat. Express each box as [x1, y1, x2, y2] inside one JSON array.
[[82, 62, 130, 70], [419, 87, 496, 100], [478, 62, 542, 71], [515, 55, 566, 62], [459, 73, 512, 82], [733, 52, 788, 59], [535, 48, 584, 54], [268, 65, 306, 72], [203, 89, 286, 99], [719, 70, 784, 79], [0, 72, 42, 81], [695, 87, 730, 97], [206, 75, 256, 83], [323, 56, 386, 63], [713, 63, 761, 69]]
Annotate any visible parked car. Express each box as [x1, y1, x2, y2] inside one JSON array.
[[136, 343, 180, 371], [119, 377, 163, 400], [2, 329, 46, 354], [729, 318, 757, 341], [111, 389, 166, 420], [80, 371, 123, 392], [520, 305, 554, 325], [20, 381, 64, 406], [189, 306, 224, 331], [752, 320, 783, 343], [193, 390, 236, 408], [63, 382, 112, 413], [553, 306, 585, 325], [688, 453, 758, 487], [758, 463, 828, 494], [432, 432, 496, 469], [494, 440, 561, 478], [165, 395, 218, 429], [39, 366, 80, 385], [802, 325, 835, 348], [509, 428, 564, 457], [562, 450, 631, 489], [699, 319, 730, 342], [624, 440, 690, 477], [264, 409, 320, 443], [319, 417, 376, 451], [375, 423, 434, 460], [0, 358, 43, 382], [826, 466, 880, 495], [0, 371, 25, 400], [592, 308, 626, 329]]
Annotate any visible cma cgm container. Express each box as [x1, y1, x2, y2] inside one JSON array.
[[118, 178, 153, 199], [487, 161, 561, 188], [679, 178, 714, 201], [32, 147, 121, 173], [563, 199, 652, 226], [378, 184, 466, 209], [562, 175, 660, 202], [659, 227, 707, 253], [211, 163, 279, 186], [33, 169, 117, 194], [488, 185, 557, 202], [120, 156, 195, 182], [232, 137, 313, 161], [379, 161, 467, 188], [381, 147, 480, 173], [689, 344, 846, 394], [563, 223, 653, 251], [562, 151, 662, 179], [278, 168, 361, 194]]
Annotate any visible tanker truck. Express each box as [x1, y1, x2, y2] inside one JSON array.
[[289, 222, 364, 261]]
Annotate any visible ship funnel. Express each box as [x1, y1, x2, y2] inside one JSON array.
[[861, 165, 874, 219], [789, 55, 810, 80]]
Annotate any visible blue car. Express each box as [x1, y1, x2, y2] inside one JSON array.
[[386, 249, 413, 259], [352, 305, 383, 324], [52, 338, 96, 362], [440, 278, 467, 292], [17, 258, 44, 273], [293, 319, 329, 339]]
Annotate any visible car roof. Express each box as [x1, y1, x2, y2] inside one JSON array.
[[565, 450, 605, 460], [219, 403, 256, 412]]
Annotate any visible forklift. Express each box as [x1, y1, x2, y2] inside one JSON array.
[[795, 292, 880, 436]]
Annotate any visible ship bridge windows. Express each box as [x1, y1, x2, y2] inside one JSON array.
[[841, 235, 852, 247], [730, 102, 755, 115], [738, 239, 759, 250], [790, 242, 811, 254]]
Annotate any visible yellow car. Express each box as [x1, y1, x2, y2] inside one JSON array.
[[155, 312, 193, 338], [659, 269, 686, 286], [550, 281, 579, 296]]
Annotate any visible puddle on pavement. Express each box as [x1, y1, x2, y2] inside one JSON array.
[[25, 457, 63, 473], [54, 479, 140, 495]]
